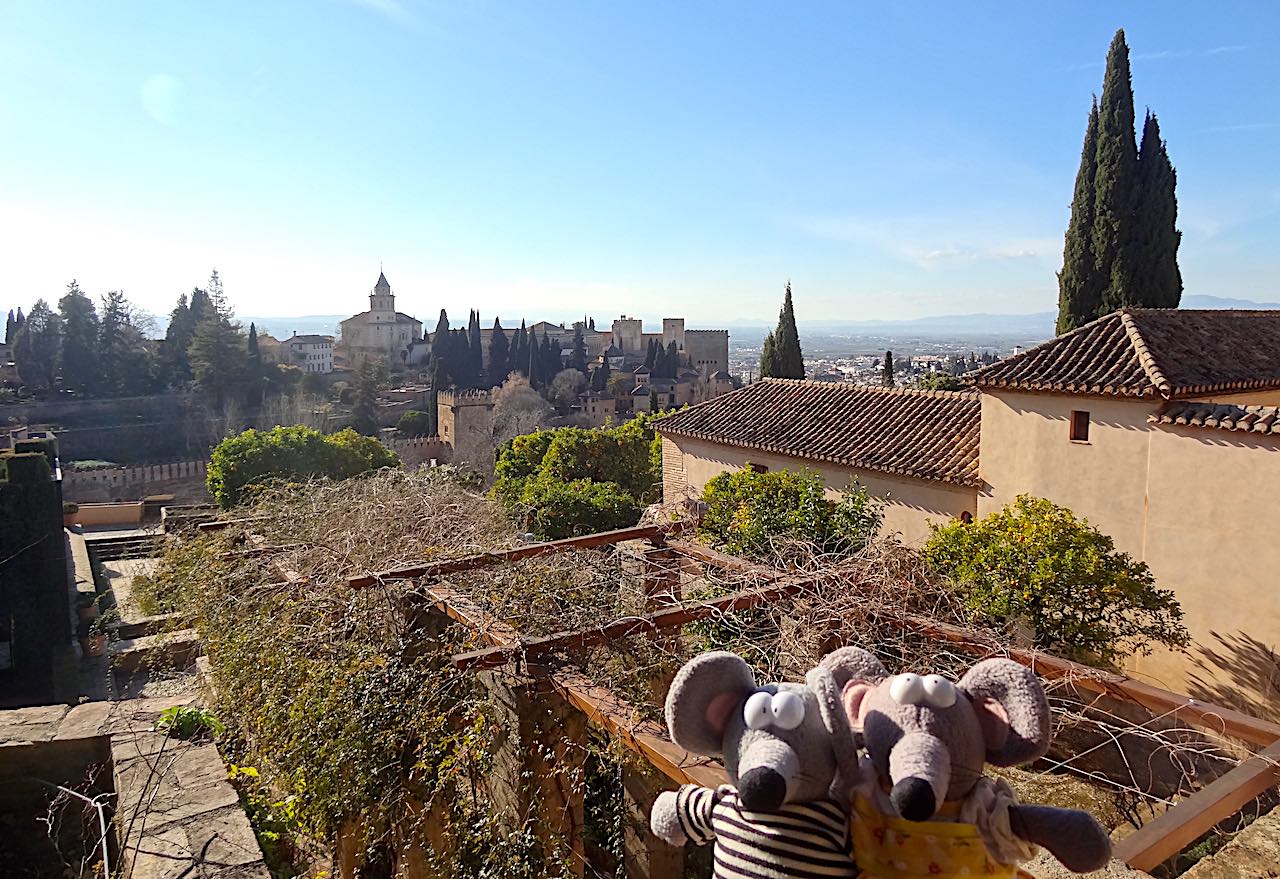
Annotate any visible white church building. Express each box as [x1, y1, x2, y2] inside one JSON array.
[[338, 271, 423, 369]]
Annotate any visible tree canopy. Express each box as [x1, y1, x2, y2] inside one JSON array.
[[760, 282, 804, 379], [207, 424, 401, 508], [923, 495, 1189, 666], [1057, 29, 1181, 334]]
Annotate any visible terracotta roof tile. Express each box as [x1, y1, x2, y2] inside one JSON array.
[[654, 378, 981, 487], [1149, 401, 1280, 436], [970, 309, 1280, 399]]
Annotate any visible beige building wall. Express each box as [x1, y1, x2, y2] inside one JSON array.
[[661, 436, 977, 546], [978, 389, 1280, 707]]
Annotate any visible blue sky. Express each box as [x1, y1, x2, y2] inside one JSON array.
[[1, 2, 1277, 327]]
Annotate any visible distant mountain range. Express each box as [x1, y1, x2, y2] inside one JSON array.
[[235, 295, 1279, 342]]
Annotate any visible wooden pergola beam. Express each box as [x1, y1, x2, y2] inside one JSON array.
[[450, 571, 820, 671], [889, 613, 1280, 748], [1113, 740, 1280, 871], [347, 523, 688, 589], [418, 579, 727, 790]]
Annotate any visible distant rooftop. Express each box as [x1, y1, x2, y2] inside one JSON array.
[[970, 309, 1280, 399], [655, 378, 981, 486]]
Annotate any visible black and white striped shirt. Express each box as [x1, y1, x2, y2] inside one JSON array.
[[672, 784, 857, 879]]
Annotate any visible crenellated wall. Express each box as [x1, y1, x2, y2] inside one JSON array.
[[383, 436, 449, 467], [61, 460, 210, 503]]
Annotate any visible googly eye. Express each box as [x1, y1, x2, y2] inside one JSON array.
[[921, 675, 957, 709], [743, 690, 774, 730], [889, 673, 925, 706], [770, 691, 806, 730]]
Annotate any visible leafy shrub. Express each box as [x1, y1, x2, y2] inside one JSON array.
[[156, 705, 225, 740], [206, 425, 401, 508], [490, 415, 662, 539], [519, 474, 643, 540], [923, 495, 1190, 666], [396, 409, 432, 437], [699, 467, 884, 561]]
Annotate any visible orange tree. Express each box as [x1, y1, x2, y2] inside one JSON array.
[[923, 495, 1189, 666]]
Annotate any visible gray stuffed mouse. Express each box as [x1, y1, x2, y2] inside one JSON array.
[[650, 650, 860, 878], [827, 646, 1112, 877]]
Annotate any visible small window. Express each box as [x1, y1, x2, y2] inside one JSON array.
[[1070, 410, 1090, 442], [748, 462, 768, 474]]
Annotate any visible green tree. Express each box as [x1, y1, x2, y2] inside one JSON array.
[[881, 351, 894, 388], [13, 299, 62, 389], [917, 372, 965, 391], [488, 319, 508, 386], [570, 326, 588, 374], [509, 320, 529, 377], [518, 475, 642, 540], [206, 424, 402, 508], [923, 495, 1189, 666], [98, 290, 154, 396], [1133, 112, 1182, 309], [643, 338, 657, 370], [1093, 29, 1141, 317], [351, 359, 389, 434], [589, 357, 611, 392], [396, 410, 432, 436], [161, 291, 200, 386], [4, 309, 15, 345], [1056, 98, 1103, 335], [490, 414, 663, 539], [188, 272, 246, 406], [57, 280, 99, 396], [467, 310, 482, 380], [526, 329, 544, 389], [760, 282, 804, 379], [699, 467, 883, 562], [245, 323, 265, 406]]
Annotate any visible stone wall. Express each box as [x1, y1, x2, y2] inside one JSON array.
[[62, 460, 210, 504], [383, 435, 449, 468], [3, 392, 204, 464]]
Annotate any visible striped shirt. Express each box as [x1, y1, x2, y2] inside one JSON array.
[[672, 784, 857, 879]]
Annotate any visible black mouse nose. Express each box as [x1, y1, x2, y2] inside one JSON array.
[[890, 777, 936, 821], [738, 767, 787, 811]]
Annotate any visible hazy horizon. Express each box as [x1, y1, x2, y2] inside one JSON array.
[[3, 3, 1278, 325]]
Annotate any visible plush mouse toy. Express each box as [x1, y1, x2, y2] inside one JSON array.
[[826, 646, 1111, 878], [650, 650, 861, 878]]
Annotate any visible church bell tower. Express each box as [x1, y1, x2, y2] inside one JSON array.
[[370, 271, 395, 314]]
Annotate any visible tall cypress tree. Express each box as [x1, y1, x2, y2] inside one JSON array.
[[761, 282, 804, 379], [468, 309, 483, 382], [1056, 98, 1102, 335], [542, 333, 559, 378], [510, 321, 528, 377], [571, 326, 588, 374], [1134, 112, 1182, 309], [57, 280, 100, 396], [1093, 30, 1140, 316], [5, 310, 15, 345], [882, 351, 895, 388], [488, 319, 509, 386], [14, 299, 62, 389], [527, 329, 543, 388], [643, 338, 657, 370], [246, 322, 264, 405], [664, 341, 679, 378]]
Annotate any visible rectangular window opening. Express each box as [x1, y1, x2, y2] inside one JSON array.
[[1070, 410, 1090, 442]]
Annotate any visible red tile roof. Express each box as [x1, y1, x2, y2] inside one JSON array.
[[654, 378, 981, 487], [970, 309, 1280, 399], [1149, 401, 1280, 436]]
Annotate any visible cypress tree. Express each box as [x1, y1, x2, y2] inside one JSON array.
[[664, 340, 679, 378], [468, 310, 483, 381], [1056, 98, 1102, 335], [543, 333, 560, 378], [5, 309, 15, 345], [162, 293, 197, 386], [1134, 112, 1182, 308], [14, 299, 62, 389], [246, 322, 264, 405], [488, 319, 509, 385], [761, 282, 804, 379], [571, 326, 588, 373], [527, 329, 543, 388], [1092, 29, 1140, 316], [643, 338, 657, 370], [57, 280, 100, 396], [882, 351, 895, 388], [511, 321, 529, 377]]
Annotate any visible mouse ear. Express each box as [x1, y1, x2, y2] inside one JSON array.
[[818, 646, 888, 690], [958, 659, 1050, 766], [665, 652, 757, 757]]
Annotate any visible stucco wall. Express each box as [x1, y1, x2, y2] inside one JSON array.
[[660, 436, 976, 545], [979, 389, 1280, 708]]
